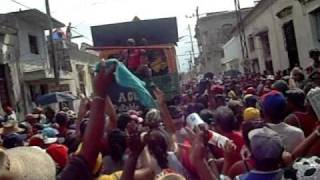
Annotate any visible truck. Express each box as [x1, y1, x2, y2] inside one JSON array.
[[90, 17, 180, 112]]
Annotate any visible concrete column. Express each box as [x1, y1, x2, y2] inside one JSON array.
[[254, 36, 266, 73]]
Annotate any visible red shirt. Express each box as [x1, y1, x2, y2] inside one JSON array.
[[123, 49, 145, 70], [210, 131, 245, 162], [293, 112, 319, 137]]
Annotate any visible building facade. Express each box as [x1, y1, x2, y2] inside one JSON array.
[[0, 9, 99, 117], [222, 0, 320, 74], [195, 9, 251, 74]]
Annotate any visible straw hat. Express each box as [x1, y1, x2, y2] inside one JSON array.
[[0, 146, 56, 180], [0, 118, 23, 136]]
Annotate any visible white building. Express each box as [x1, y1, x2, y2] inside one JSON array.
[[222, 0, 320, 74]]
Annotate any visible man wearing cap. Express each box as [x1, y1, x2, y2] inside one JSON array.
[[236, 127, 285, 180], [262, 91, 305, 152]]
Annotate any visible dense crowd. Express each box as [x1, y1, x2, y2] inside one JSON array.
[[1, 49, 320, 180]]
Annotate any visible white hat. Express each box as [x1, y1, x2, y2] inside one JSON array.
[[186, 113, 205, 129], [0, 147, 56, 179]]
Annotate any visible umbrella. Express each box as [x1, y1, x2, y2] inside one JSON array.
[[36, 92, 78, 105]]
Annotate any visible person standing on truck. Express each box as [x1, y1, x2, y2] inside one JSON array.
[[121, 38, 146, 72]]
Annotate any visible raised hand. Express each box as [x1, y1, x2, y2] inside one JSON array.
[[94, 61, 115, 98]]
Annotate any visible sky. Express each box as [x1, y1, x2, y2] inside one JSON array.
[[0, 0, 255, 72]]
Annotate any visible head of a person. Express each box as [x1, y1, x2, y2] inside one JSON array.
[[29, 134, 45, 148], [241, 120, 266, 148], [261, 91, 287, 123], [18, 122, 32, 137], [214, 106, 236, 133], [214, 95, 226, 108], [309, 71, 320, 86], [309, 49, 320, 62], [272, 80, 289, 95], [55, 112, 69, 128], [44, 107, 55, 121], [243, 107, 261, 122], [243, 94, 258, 108], [127, 38, 136, 46], [46, 144, 69, 169], [107, 129, 127, 162], [228, 100, 244, 116], [25, 114, 39, 126], [42, 127, 58, 145], [3, 106, 13, 115], [286, 88, 305, 112], [199, 109, 215, 128], [168, 106, 185, 131], [117, 113, 132, 132], [146, 130, 169, 169], [249, 127, 284, 171], [291, 67, 305, 82], [145, 109, 161, 129], [2, 133, 25, 149]]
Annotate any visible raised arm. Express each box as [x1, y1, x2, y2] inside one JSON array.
[[105, 95, 118, 130], [75, 94, 89, 138], [80, 63, 115, 170], [121, 129, 146, 180], [292, 126, 320, 159], [153, 88, 175, 134], [190, 129, 219, 180]]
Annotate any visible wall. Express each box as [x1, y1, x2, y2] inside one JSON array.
[[196, 9, 252, 74], [15, 17, 50, 70], [241, 0, 320, 73], [222, 36, 244, 72]]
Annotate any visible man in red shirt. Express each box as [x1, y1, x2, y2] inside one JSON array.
[[121, 38, 146, 72]]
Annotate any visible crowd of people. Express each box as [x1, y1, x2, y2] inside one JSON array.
[[0, 49, 320, 180]]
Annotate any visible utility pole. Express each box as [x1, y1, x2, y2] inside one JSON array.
[[234, 0, 249, 59], [189, 51, 192, 72], [188, 24, 195, 65], [45, 0, 59, 84]]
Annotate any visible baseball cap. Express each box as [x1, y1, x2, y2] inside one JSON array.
[[245, 87, 256, 95], [42, 127, 58, 144], [249, 127, 284, 161], [272, 80, 289, 94], [243, 107, 261, 121], [46, 144, 69, 168], [2, 133, 26, 149], [261, 90, 286, 115], [210, 85, 225, 95]]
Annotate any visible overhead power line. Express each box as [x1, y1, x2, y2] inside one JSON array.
[[8, 0, 32, 9]]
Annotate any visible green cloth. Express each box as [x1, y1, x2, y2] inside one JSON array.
[[96, 59, 156, 108]]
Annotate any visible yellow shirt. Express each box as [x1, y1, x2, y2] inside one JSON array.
[[76, 143, 103, 175], [98, 171, 122, 180]]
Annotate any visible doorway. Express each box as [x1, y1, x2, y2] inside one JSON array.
[[283, 21, 300, 69]]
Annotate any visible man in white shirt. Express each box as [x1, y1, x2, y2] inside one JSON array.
[[261, 90, 305, 152]]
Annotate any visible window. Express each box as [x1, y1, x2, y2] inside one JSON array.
[[0, 33, 5, 43], [28, 35, 39, 54], [311, 8, 320, 41], [248, 36, 255, 52]]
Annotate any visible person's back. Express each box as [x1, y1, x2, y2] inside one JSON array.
[[267, 122, 304, 152], [261, 91, 305, 152], [285, 111, 318, 137]]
